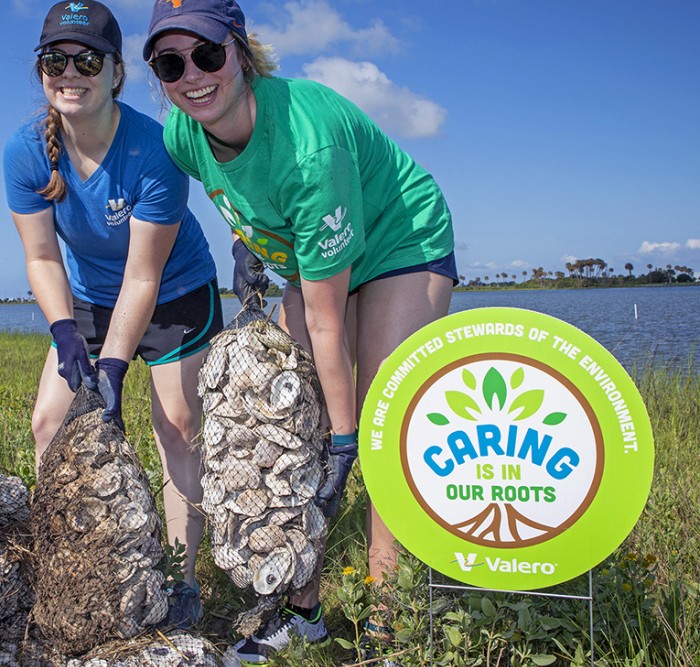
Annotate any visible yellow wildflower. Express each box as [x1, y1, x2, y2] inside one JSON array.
[[622, 583, 632, 592], [364, 576, 377, 585], [342, 566, 356, 576]]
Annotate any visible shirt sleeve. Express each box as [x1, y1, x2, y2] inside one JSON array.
[[130, 138, 190, 226], [280, 146, 366, 282], [3, 130, 52, 215]]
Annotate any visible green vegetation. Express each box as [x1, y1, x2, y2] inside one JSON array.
[[459, 260, 697, 290], [218, 282, 284, 298], [2, 335, 699, 665]]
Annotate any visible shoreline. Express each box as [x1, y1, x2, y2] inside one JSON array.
[[1, 281, 698, 305]]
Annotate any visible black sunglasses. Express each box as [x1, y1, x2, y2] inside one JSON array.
[[39, 51, 108, 78], [149, 38, 236, 83]]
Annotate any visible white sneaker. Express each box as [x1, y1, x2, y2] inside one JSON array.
[[233, 603, 327, 664]]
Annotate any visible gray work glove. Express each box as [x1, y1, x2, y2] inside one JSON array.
[[232, 240, 269, 305], [316, 431, 358, 518], [96, 357, 129, 431], [50, 318, 97, 392]]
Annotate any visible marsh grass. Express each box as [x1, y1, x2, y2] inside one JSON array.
[[1, 333, 699, 665]]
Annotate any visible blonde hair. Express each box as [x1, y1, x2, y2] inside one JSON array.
[[240, 33, 278, 81], [36, 54, 125, 202]]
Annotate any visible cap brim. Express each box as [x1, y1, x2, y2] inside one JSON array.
[[35, 32, 119, 54], [143, 15, 231, 60]]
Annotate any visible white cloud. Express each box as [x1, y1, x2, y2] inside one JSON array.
[[686, 239, 700, 250], [510, 259, 529, 269], [254, 0, 400, 58], [302, 57, 446, 138], [467, 262, 497, 270], [12, 0, 34, 16], [561, 254, 577, 264], [122, 33, 148, 84], [639, 241, 681, 254]]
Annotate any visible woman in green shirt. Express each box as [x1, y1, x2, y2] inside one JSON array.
[[144, 0, 456, 662]]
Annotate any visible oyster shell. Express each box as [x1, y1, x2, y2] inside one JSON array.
[[252, 546, 294, 595]]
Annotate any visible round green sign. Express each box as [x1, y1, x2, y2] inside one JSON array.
[[359, 308, 654, 590]]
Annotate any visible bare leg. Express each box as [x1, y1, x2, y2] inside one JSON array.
[[355, 271, 453, 581], [150, 348, 209, 587], [278, 284, 358, 608], [32, 346, 77, 467]]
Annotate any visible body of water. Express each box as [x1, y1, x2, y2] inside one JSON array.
[[2, 286, 698, 371]]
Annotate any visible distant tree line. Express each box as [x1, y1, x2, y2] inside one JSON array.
[[218, 282, 283, 297], [3, 264, 696, 303], [459, 259, 696, 289], [2, 285, 287, 304]]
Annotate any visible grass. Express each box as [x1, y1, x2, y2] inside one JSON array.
[[1, 334, 699, 665]]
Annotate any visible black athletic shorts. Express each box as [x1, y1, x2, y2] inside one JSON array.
[[349, 251, 459, 295], [70, 278, 224, 366]]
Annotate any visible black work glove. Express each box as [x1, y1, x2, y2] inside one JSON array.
[[50, 318, 97, 392], [315, 431, 358, 518], [232, 240, 269, 305], [96, 357, 129, 431]]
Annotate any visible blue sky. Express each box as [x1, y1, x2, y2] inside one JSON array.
[[1, 0, 698, 297]]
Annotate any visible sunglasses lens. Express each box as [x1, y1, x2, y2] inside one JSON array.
[[191, 43, 227, 73], [39, 51, 106, 77], [40, 53, 68, 77], [151, 53, 185, 83], [74, 52, 105, 77], [151, 43, 229, 83]]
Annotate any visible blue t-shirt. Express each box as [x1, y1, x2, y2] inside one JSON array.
[[3, 102, 216, 307]]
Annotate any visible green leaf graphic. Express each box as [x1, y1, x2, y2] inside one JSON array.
[[510, 367, 525, 389], [508, 389, 544, 421], [543, 412, 567, 425], [446, 391, 481, 420], [462, 368, 477, 390], [483, 367, 507, 410], [427, 412, 450, 426]]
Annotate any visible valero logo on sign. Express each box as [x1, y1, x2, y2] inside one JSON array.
[[360, 308, 654, 590]]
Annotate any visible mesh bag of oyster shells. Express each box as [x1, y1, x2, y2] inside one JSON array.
[[0, 472, 33, 667], [30, 386, 169, 656], [198, 302, 329, 634], [21, 631, 239, 667]]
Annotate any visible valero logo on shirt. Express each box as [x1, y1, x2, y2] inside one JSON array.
[[104, 198, 132, 226], [320, 206, 347, 232], [360, 308, 654, 590], [318, 205, 353, 258]]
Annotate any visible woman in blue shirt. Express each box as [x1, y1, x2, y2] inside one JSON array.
[[3, 0, 222, 628]]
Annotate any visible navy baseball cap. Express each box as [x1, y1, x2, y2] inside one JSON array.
[[143, 0, 248, 61], [35, 1, 122, 54]]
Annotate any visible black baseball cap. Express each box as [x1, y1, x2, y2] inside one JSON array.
[[35, 1, 122, 54]]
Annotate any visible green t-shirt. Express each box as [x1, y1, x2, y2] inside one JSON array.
[[164, 76, 454, 290]]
